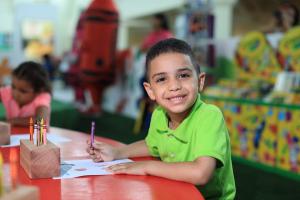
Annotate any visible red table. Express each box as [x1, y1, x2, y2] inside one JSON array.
[[1, 126, 204, 200]]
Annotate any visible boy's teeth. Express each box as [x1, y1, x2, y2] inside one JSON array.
[[172, 96, 182, 100], [170, 96, 183, 102]]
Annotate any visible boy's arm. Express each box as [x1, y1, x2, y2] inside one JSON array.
[[108, 156, 216, 185], [88, 140, 151, 162], [116, 140, 151, 159]]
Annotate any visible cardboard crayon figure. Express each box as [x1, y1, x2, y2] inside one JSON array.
[[0, 121, 10, 145], [278, 26, 300, 72], [78, 0, 119, 114]]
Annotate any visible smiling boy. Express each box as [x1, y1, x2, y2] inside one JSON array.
[[87, 38, 236, 199]]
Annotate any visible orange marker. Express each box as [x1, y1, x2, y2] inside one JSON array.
[[29, 117, 34, 141]]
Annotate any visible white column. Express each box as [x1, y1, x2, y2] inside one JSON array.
[[212, 0, 238, 39], [0, 0, 13, 33], [117, 21, 129, 50]]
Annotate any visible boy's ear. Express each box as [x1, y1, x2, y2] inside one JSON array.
[[143, 82, 156, 101], [198, 72, 206, 92]]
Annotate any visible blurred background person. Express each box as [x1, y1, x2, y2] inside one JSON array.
[[266, 2, 299, 33], [140, 13, 174, 52], [136, 13, 174, 133]]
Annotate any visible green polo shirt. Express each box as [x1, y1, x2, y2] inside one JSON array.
[[145, 95, 236, 200]]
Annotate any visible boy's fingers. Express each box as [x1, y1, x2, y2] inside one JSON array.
[[107, 164, 128, 172], [86, 147, 91, 154], [93, 142, 108, 151], [92, 154, 103, 162], [93, 141, 104, 147], [86, 144, 95, 154]]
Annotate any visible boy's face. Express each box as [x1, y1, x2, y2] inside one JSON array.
[[12, 77, 36, 107], [143, 52, 205, 116]]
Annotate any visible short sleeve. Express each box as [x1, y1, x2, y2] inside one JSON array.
[[145, 109, 160, 157], [33, 93, 51, 108], [193, 106, 228, 167], [141, 33, 154, 51], [0, 87, 3, 101], [0, 86, 11, 103]]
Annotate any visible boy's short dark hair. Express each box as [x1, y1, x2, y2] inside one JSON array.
[[145, 38, 200, 81], [13, 61, 52, 94]]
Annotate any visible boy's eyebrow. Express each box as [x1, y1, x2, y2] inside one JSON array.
[[177, 67, 193, 72], [151, 67, 193, 80], [151, 72, 166, 80]]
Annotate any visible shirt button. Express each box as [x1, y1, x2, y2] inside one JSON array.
[[169, 153, 175, 158]]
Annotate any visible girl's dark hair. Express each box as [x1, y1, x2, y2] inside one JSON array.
[[154, 13, 169, 30], [145, 38, 200, 81], [13, 61, 52, 94]]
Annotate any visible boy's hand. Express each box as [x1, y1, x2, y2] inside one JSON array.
[[86, 140, 119, 162], [106, 161, 151, 175]]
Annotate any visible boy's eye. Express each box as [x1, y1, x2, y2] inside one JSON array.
[[178, 73, 190, 79], [155, 77, 166, 83]]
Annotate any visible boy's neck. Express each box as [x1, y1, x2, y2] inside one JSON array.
[[167, 107, 192, 130]]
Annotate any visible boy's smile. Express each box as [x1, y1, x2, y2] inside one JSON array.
[[144, 52, 205, 121]]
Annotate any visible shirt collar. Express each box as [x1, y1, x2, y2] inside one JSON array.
[[155, 94, 203, 141]]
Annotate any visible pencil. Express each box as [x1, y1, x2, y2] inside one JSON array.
[[90, 121, 95, 148]]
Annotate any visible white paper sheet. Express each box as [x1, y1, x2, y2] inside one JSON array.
[[1, 133, 71, 147], [54, 159, 133, 179]]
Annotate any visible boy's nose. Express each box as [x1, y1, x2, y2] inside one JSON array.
[[168, 79, 182, 91]]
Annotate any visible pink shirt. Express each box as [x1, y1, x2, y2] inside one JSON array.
[[0, 86, 51, 120], [141, 30, 173, 50]]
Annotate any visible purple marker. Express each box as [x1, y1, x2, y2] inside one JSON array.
[[90, 121, 95, 148]]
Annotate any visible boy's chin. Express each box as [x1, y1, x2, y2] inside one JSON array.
[[165, 106, 191, 115]]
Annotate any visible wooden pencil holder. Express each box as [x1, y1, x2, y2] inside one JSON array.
[[0, 185, 39, 200], [20, 139, 60, 179], [0, 122, 10, 145]]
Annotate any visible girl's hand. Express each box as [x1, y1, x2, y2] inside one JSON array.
[[106, 161, 151, 175], [86, 140, 119, 162]]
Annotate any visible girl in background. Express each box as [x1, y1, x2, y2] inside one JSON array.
[[0, 61, 52, 126], [141, 13, 174, 52]]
